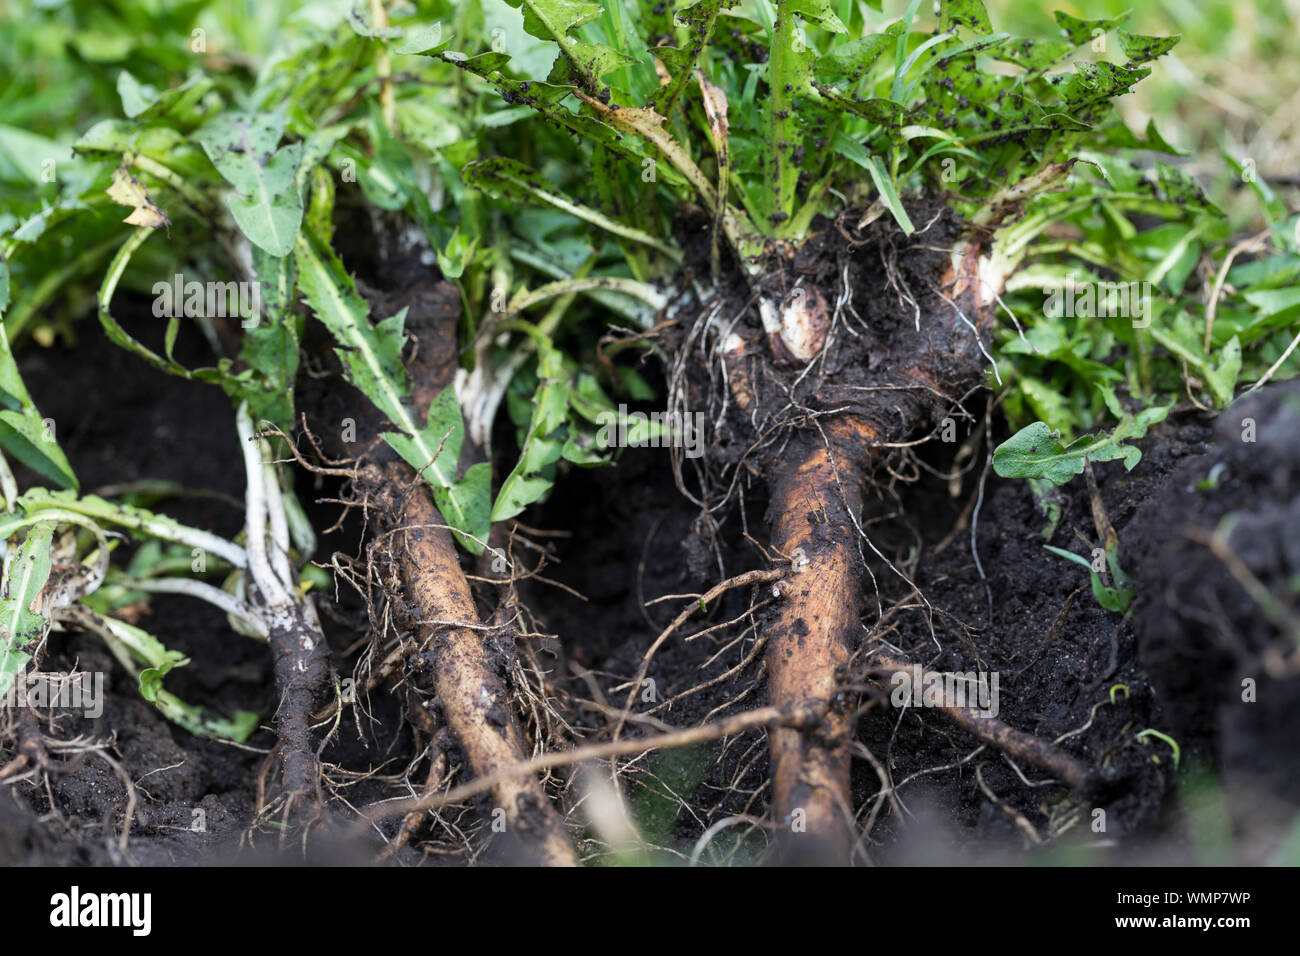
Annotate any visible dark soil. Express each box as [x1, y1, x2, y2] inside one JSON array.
[[532, 382, 1299, 864], [1127, 380, 1300, 861], [3, 310, 263, 865], [2, 306, 403, 865], [4, 225, 1295, 866]]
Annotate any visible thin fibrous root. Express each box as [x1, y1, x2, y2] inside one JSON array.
[[614, 567, 786, 740], [0, 708, 51, 781], [377, 726, 452, 861]]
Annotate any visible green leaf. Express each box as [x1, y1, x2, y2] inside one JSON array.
[[866, 155, 914, 235], [388, 388, 492, 551], [97, 230, 228, 384], [995, 422, 1087, 485], [394, 21, 444, 54], [1044, 543, 1134, 613], [1053, 10, 1130, 46], [993, 403, 1171, 486], [503, 0, 627, 89], [647, 0, 726, 113], [821, 90, 906, 126], [1028, 477, 1064, 537], [116, 70, 159, 119], [0, 522, 55, 698], [128, 73, 217, 125], [0, 125, 63, 185], [786, 0, 848, 33], [294, 235, 490, 552], [1204, 335, 1242, 408], [1244, 287, 1300, 314], [82, 606, 258, 742], [766, 0, 814, 230], [436, 229, 477, 281], [1142, 117, 1186, 156], [1222, 153, 1287, 223], [985, 34, 1073, 73], [629, 742, 718, 851], [941, 0, 993, 35], [1151, 159, 1221, 216], [491, 340, 570, 521], [155, 690, 260, 743], [16, 488, 247, 570], [824, 129, 912, 234], [138, 659, 180, 703], [814, 23, 902, 82], [433, 52, 658, 168], [0, 324, 78, 490], [221, 247, 301, 429], [346, 8, 403, 39], [195, 108, 303, 257], [1148, 311, 1242, 408], [463, 157, 679, 259], [1118, 31, 1180, 65], [1043, 544, 1092, 572]]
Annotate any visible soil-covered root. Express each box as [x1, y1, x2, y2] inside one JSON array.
[[238, 404, 333, 823], [292, 260, 576, 862], [368, 463, 578, 866], [764, 423, 872, 862], [727, 222, 1004, 861], [864, 649, 1101, 794], [260, 601, 331, 819]]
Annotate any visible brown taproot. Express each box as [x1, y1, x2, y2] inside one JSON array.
[[759, 232, 999, 861], [380, 466, 577, 864]]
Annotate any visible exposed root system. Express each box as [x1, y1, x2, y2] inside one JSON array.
[[367, 463, 577, 865], [6, 200, 1288, 867]]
